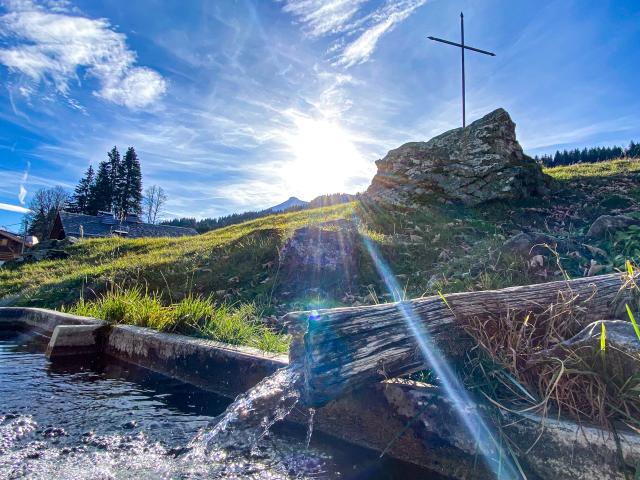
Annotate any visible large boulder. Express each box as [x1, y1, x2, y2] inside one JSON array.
[[366, 108, 552, 206]]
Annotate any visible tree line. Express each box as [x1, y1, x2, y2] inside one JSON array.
[[25, 146, 167, 241], [535, 141, 640, 166], [162, 207, 303, 234]]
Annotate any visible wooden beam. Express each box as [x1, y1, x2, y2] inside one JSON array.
[[284, 273, 634, 407]]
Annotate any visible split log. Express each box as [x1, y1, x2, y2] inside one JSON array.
[[283, 273, 636, 407]]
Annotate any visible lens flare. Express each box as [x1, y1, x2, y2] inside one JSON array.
[[360, 234, 521, 479]]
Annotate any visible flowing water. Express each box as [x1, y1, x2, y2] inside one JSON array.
[[0, 330, 443, 479], [305, 408, 316, 449]]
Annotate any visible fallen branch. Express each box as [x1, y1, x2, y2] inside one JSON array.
[[283, 273, 634, 406]]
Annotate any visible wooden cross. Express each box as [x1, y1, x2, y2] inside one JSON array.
[[428, 12, 495, 128]]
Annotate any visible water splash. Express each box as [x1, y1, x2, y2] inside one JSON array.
[[305, 408, 315, 449], [189, 367, 303, 456]]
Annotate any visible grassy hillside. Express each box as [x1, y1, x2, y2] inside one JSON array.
[[2, 158, 640, 327], [0, 203, 354, 308]]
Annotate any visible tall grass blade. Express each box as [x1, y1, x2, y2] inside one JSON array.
[[625, 304, 640, 341], [626, 260, 634, 277], [437, 290, 452, 311], [600, 322, 606, 352]]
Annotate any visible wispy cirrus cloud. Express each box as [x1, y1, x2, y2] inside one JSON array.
[[18, 162, 28, 204], [281, 0, 368, 37], [281, 0, 427, 67], [0, 0, 166, 109]]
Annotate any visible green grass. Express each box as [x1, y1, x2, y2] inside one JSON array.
[[64, 288, 290, 354], [0, 202, 356, 308], [544, 158, 640, 180]]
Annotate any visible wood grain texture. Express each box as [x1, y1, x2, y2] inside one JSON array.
[[283, 273, 634, 406]]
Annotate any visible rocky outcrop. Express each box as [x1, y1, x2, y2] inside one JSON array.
[[366, 108, 552, 206]]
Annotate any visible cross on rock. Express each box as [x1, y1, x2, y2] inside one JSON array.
[[428, 13, 495, 128]]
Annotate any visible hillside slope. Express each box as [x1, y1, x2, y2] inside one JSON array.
[[2, 159, 640, 316]]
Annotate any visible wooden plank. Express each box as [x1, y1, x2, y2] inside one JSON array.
[[284, 273, 633, 406]]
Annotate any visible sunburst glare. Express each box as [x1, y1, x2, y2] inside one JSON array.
[[280, 112, 374, 199]]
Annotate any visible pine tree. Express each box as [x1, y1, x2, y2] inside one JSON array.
[[68, 165, 95, 213], [108, 146, 122, 212], [88, 161, 113, 215], [117, 147, 143, 217]]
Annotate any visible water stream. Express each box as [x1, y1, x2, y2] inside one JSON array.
[[188, 367, 303, 455], [305, 408, 316, 449]]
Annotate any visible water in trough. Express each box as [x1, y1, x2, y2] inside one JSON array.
[[0, 330, 443, 479]]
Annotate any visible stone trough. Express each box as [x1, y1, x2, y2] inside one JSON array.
[[1, 301, 639, 479]]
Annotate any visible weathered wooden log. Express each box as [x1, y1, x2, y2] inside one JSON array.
[[284, 273, 635, 407]]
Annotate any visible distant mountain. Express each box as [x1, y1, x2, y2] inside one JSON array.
[[269, 197, 309, 212]]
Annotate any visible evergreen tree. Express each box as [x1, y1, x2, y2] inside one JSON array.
[[116, 147, 143, 217], [68, 165, 95, 213], [108, 146, 122, 211], [87, 161, 113, 215], [628, 141, 640, 158]]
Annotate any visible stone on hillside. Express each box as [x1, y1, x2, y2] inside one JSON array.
[[277, 219, 360, 297], [502, 231, 561, 258], [12, 237, 74, 263], [585, 214, 640, 239], [501, 231, 584, 261], [366, 108, 552, 206], [533, 320, 640, 379]]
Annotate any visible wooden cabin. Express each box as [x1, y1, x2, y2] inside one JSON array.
[[50, 211, 198, 240], [0, 230, 38, 263]]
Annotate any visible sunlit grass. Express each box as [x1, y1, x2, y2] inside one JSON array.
[[545, 158, 640, 180], [64, 288, 290, 354], [0, 202, 356, 307]]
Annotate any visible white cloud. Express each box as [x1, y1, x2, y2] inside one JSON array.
[[18, 161, 29, 204], [281, 0, 368, 37], [0, 0, 166, 108], [0, 202, 30, 213], [338, 1, 426, 67], [98, 67, 167, 109], [281, 0, 427, 67]]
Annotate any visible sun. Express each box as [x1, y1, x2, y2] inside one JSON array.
[[280, 113, 374, 200]]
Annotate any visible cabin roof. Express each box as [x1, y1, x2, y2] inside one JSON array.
[[0, 229, 38, 247], [55, 211, 198, 239]]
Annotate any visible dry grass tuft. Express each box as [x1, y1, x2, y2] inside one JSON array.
[[464, 273, 640, 432]]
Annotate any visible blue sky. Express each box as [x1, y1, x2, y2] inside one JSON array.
[[1, 0, 639, 231]]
